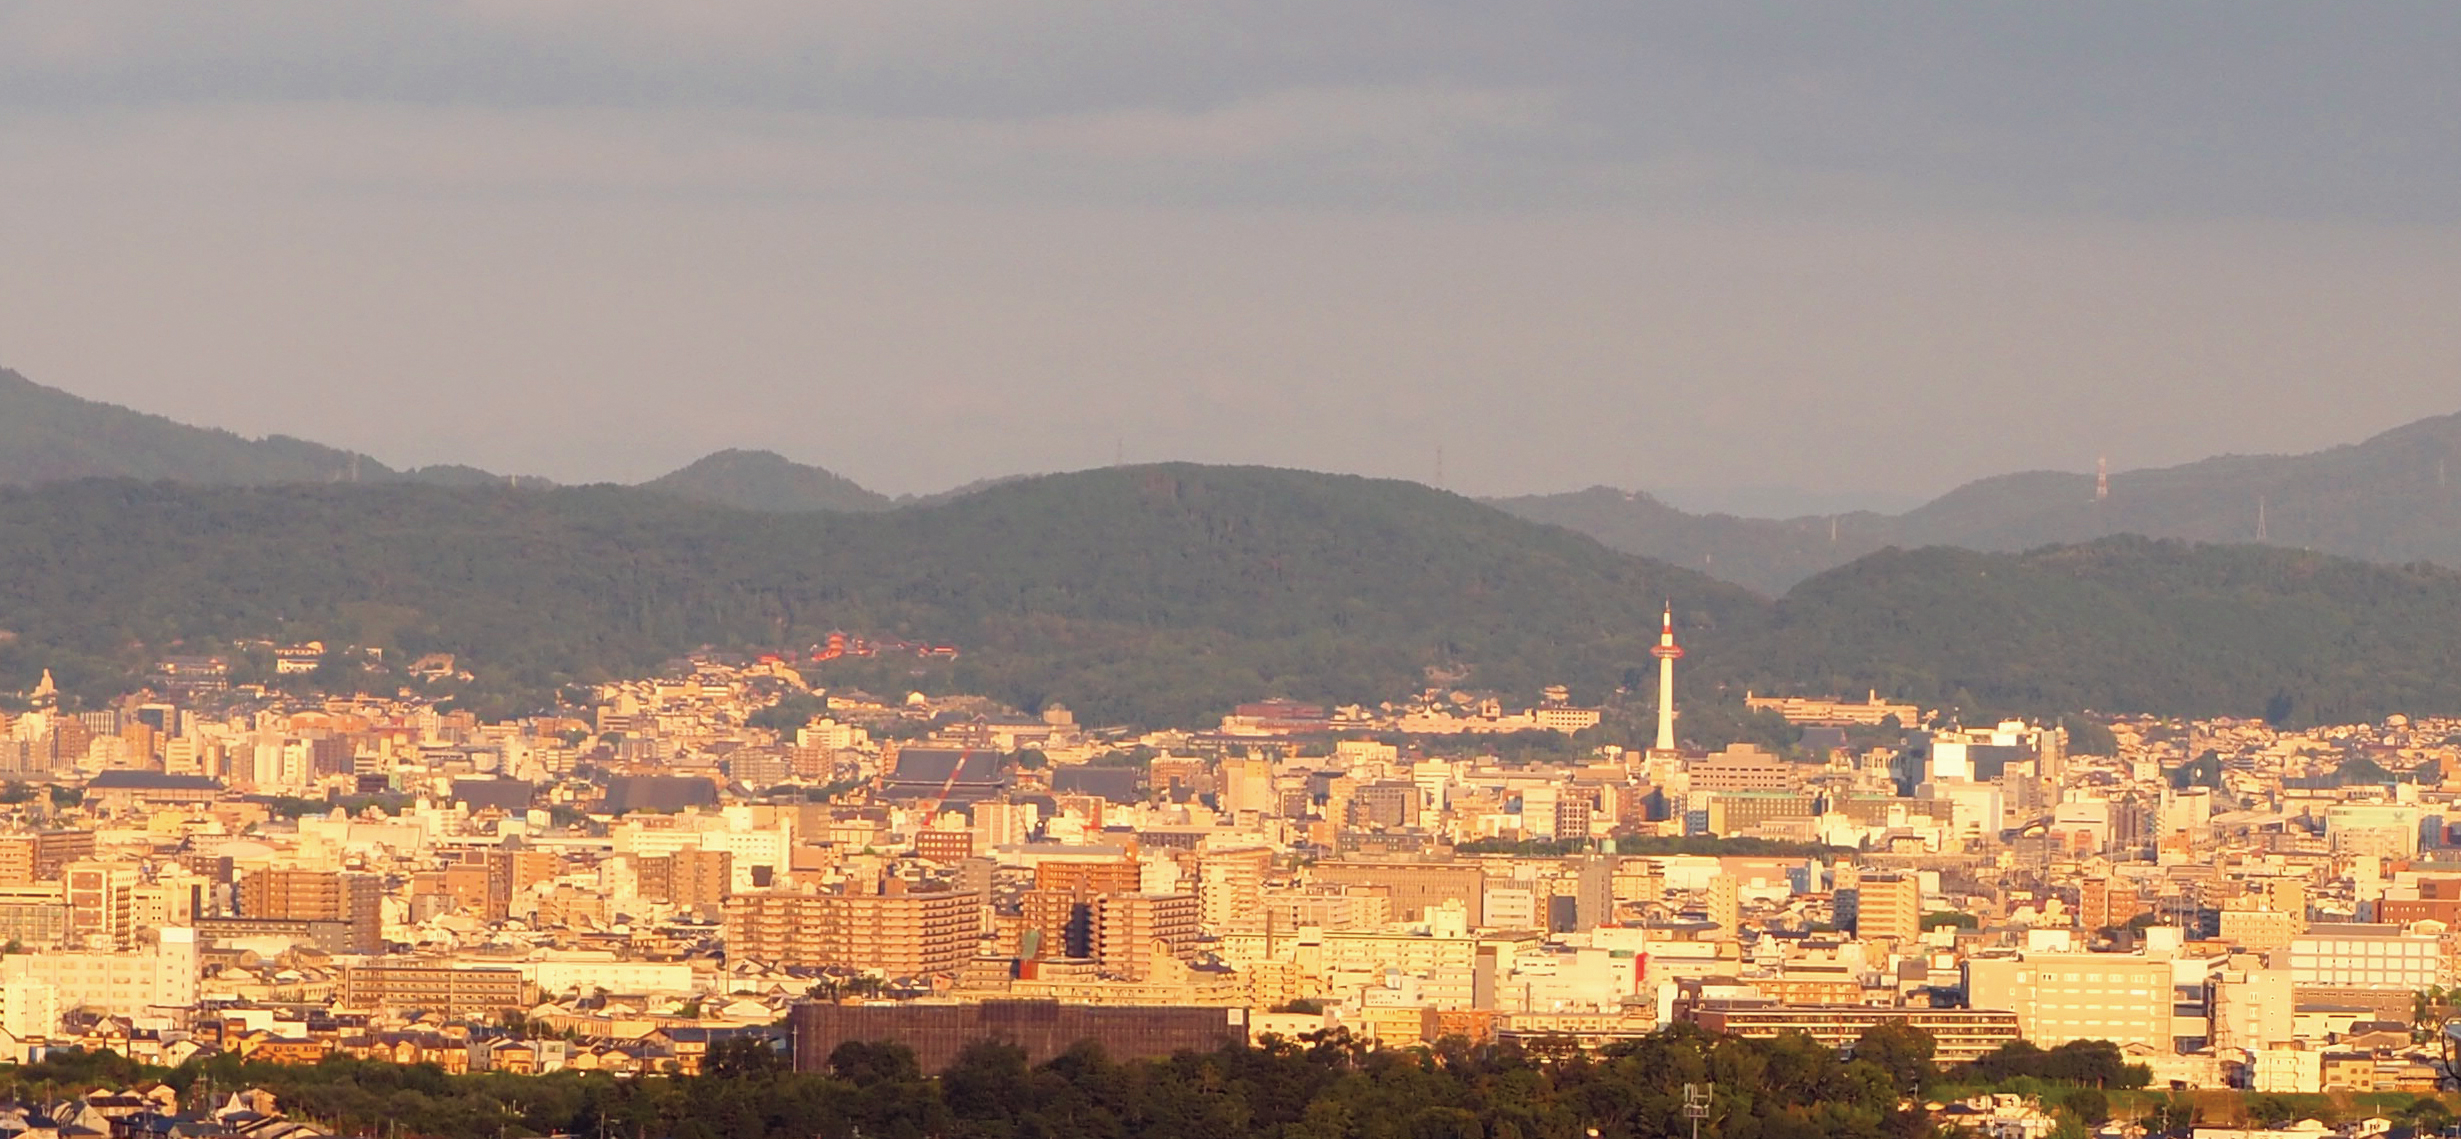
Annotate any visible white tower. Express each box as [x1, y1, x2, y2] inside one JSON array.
[[1652, 602, 1684, 752]]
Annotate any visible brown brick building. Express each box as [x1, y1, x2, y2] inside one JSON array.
[[239, 869, 385, 953], [639, 849, 733, 910]]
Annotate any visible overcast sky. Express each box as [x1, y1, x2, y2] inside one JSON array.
[[3, 3, 2458, 508]]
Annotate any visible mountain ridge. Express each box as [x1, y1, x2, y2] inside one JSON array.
[[13, 365, 2461, 601], [3, 468, 2460, 728], [639, 448, 895, 513], [1493, 411, 2461, 593]]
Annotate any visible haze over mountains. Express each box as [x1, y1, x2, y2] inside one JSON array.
[[0, 368, 943, 512], [14, 367, 2461, 598], [1495, 414, 2461, 594], [15, 365, 2461, 594]]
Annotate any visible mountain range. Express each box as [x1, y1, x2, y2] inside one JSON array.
[[1490, 414, 2461, 594], [6, 367, 2461, 727], [15, 366, 2461, 597]]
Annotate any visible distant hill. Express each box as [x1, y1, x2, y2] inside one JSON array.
[[0, 368, 560, 491], [0, 369, 887, 507], [4, 467, 2460, 728], [1495, 411, 2461, 594], [1485, 487, 1895, 597], [641, 449, 894, 513], [0, 367, 383, 485], [1729, 536, 2461, 727]]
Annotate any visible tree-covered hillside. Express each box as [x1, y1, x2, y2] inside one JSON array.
[[0, 467, 1758, 725], [4, 469, 2460, 727], [1738, 537, 2461, 726]]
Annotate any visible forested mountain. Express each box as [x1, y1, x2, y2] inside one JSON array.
[[0, 467, 1760, 726], [1495, 411, 2461, 594], [0, 369, 560, 490], [4, 466, 2461, 727], [0, 368, 380, 485], [0, 369, 884, 504], [1728, 537, 2461, 727], [17, 364, 2461, 601], [642, 449, 895, 512]]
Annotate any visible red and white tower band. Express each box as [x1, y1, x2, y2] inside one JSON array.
[[1652, 601, 1684, 752]]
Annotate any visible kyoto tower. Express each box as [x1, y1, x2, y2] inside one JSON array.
[[1652, 601, 1684, 752]]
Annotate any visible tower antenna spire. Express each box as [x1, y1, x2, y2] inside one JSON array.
[[2095, 455, 2109, 502], [1651, 600, 1684, 753]]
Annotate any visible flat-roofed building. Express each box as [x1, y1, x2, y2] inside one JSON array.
[[1686, 747, 1796, 792], [0, 831, 95, 885], [2289, 923, 2440, 992], [1094, 893, 1202, 979], [238, 869, 385, 953], [2217, 905, 2301, 952], [1308, 860, 1485, 924], [788, 1000, 1245, 1073], [1841, 872, 1922, 945], [0, 884, 67, 950], [1962, 952, 2172, 1051], [1704, 792, 1817, 837], [339, 959, 531, 1016], [724, 884, 982, 976], [1688, 1002, 2020, 1063]]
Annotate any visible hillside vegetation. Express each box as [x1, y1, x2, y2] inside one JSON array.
[[5, 465, 2461, 727], [1735, 538, 2461, 727], [0, 467, 1759, 726]]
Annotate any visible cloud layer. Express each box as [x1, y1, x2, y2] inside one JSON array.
[[3, 4, 2457, 502]]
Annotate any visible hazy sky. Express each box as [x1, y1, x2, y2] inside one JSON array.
[[4, 4, 2458, 507]]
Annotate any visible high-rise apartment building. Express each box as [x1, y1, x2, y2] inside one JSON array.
[[1842, 872, 1920, 944], [1196, 847, 1272, 934], [442, 849, 563, 922], [1218, 757, 1278, 816], [724, 884, 982, 976], [1093, 892, 1202, 979], [64, 861, 140, 950], [1035, 856, 1142, 897], [1706, 874, 1740, 936]]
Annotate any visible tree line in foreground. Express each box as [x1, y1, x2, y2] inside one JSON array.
[[0, 1027, 2201, 1139]]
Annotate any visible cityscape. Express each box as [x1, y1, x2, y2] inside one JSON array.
[[2, 600, 2459, 1136], [7, 5, 2461, 1139]]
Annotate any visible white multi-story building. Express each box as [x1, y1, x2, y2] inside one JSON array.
[[2287, 923, 2441, 990], [0, 926, 198, 1032]]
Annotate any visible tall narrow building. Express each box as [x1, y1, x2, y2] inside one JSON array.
[[1652, 602, 1684, 752]]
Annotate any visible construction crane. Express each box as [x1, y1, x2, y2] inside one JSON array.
[[915, 746, 978, 823]]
